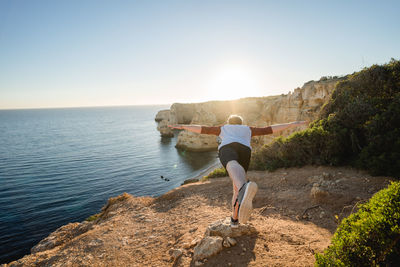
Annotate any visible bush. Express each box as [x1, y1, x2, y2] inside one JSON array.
[[251, 59, 400, 177], [357, 92, 400, 176], [201, 167, 228, 181], [315, 181, 400, 266], [85, 214, 100, 222], [250, 123, 345, 170]]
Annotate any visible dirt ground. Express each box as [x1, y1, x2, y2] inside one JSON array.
[[5, 166, 392, 267]]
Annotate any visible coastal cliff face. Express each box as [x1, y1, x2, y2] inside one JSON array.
[[155, 77, 343, 151]]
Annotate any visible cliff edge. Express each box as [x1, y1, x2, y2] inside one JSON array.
[[5, 166, 390, 267]]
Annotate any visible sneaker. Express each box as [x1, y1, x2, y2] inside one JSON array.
[[236, 181, 258, 224], [230, 217, 239, 228]]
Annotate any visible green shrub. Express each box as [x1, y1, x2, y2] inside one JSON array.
[[315, 181, 400, 266], [251, 59, 400, 177], [85, 214, 100, 222], [250, 124, 344, 170], [201, 167, 228, 181], [357, 92, 400, 176]]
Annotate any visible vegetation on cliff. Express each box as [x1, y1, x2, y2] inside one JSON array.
[[249, 59, 400, 265], [201, 167, 227, 181], [250, 59, 400, 177], [315, 181, 400, 266]]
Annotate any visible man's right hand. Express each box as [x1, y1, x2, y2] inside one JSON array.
[[291, 121, 307, 126]]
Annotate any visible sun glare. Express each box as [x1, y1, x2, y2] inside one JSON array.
[[206, 65, 263, 101]]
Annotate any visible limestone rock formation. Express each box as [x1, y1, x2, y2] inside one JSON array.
[[205, 218, 257, 238], [193, 236, 223, 261], [310, 183, 330, 202], [192, 217, 257, 261], [31, 222, 92, 253], [169, 248, 183, 260], [155, 77, 343, 151], [156, 119, 174, 137], [176, 131, 219, 151], [170, 103, 197, 125], [155, 109, 171, 122], [226, 236, 237, 247]]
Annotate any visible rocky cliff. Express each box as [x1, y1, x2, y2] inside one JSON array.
[[155, 77, 344, 151], [5, 166, 390, 266]]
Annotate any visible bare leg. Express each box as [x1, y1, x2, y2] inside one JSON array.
[[231, 183, 239, 220], [226, 160, 246, 220]]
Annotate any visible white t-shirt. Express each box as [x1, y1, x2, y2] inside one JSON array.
[[218, 125, 252, 150]]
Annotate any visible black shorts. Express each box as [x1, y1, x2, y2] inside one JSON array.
[[218, 142, 251, 172]]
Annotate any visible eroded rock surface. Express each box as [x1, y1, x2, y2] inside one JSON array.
[[156, 119, 174, 137], [31, 222, 92, 253], [205, 217, 257, 238], [155, 77, 343, 150], [192, 217, 257, 262], [193, 236, 223, 261], [155, 109, 170, 122], [5, 166, 390, 267]]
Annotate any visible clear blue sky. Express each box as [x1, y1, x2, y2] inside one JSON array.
[[1, 0, 399, 109]]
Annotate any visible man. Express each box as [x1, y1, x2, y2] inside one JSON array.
[[169, 115, 307, 227]]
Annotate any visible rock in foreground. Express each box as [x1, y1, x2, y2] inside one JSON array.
[[193, 236, 223, 261], [193, 218, 257, 261], [206, 217, 257, 238]]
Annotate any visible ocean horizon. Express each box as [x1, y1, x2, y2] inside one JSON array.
[[0, 105, 219, 263]]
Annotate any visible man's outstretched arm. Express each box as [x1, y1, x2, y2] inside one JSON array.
[[168, 124, 221, 135], [251, 121, 307, 136], [168, 124, 202, 133], [270, 121, 307, 133]]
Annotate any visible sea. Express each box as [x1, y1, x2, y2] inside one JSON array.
[[0, 105, 220, 264]]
